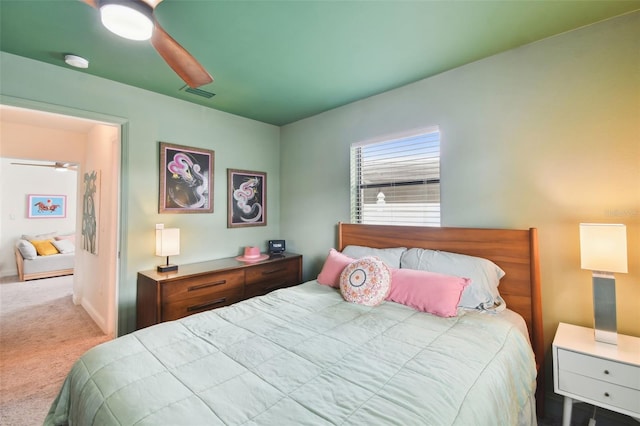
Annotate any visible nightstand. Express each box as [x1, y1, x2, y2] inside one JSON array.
[[552, 322, 640, 426]]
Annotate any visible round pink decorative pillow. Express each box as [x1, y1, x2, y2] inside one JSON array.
[[339, 257, 391, 306]]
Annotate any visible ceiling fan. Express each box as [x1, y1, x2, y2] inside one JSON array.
[[11, 162, 78, 171], [81, 0, 213, 88]]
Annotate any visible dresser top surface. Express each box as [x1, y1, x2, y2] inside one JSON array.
[[139, 252, 301, 281]]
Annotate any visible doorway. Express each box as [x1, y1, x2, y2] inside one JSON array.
[[0, 102, 123, 335]]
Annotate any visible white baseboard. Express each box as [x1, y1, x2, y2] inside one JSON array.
[[0, 268, 18, 279], [80, 297, 110, 335]]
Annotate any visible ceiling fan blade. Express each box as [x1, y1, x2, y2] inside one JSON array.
[[151, 22, 213, 88], [11, 162, 77, 170], [80, 0, 161, 9], [80, 0, 211, 87], [11, 162, 56, 168], [56, 162, 78, 170]]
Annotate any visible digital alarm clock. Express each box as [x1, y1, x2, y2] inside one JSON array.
[[268, 240, 286, 254]]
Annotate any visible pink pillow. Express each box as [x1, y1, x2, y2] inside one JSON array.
[[317, 249, 354, 288], [387, 268, 470, 317], [340, 257, 391, 306], [55, 234, 75, 244]]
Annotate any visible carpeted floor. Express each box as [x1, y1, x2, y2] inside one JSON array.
[[0, 275, 111, 426]]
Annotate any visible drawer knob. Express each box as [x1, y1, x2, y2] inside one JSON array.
[[603, 370, 610, 375], [604, 392, 610, 398]]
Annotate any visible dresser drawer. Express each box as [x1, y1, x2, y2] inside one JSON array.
[[244, 258, 300, 298], [161, 286, 243, 321], [558, 369, 640, 415], [162, 270, 245, 303], [557, 349, 640, 389]]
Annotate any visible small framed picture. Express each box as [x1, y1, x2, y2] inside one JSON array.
[[227, 169, 267, 228], [159, 142, 214, 214], [27, 194, 66, 218]]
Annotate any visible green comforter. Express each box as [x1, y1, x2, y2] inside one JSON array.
[[46, 281, 537, 425]]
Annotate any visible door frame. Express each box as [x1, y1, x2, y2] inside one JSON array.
[[1, 95, 128, 335]]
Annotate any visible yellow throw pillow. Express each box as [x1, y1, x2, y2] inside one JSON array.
[[30, 239, 59, 256]]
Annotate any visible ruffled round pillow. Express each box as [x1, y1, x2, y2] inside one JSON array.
[[339, 256, 391, 306]]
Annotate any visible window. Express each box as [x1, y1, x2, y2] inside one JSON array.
[[350, 128, 440, 226]]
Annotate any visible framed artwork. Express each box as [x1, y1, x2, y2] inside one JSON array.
[[159, 142, 214, 214], [27, 194, 66, 219], [227, 169, 267, 228], [82, 170, 100, 255]]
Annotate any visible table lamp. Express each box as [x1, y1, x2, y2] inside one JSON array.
[[156, 224, 180, 273], [579, 223, 627, 345]]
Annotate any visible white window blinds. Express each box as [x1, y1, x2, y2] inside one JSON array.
[[350, 129, 440, 226]]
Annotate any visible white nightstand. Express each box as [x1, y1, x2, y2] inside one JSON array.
[[552, 322, 640, 426]]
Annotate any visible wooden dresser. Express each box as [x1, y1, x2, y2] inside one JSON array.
[[136, 252, 302, 329]]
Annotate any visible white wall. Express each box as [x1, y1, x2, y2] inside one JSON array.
[[74, 124, 119, 335]]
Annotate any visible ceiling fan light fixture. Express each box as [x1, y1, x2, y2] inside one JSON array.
[[99, 1, 153, 41]]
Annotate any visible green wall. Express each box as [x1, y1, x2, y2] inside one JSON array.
[[1, 53, 280, 334], [279, 11, 640, 350]]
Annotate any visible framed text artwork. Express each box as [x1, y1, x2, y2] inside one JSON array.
[[159, 142, 214, 214], [227, 169, 267, 228], [27, 194, 66, 218]]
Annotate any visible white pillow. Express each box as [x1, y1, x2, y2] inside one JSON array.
[[400, 248, 506, 311], [52, 239, 75, 254], [16, 239, 37, 260], [341, 245, 406, 269]]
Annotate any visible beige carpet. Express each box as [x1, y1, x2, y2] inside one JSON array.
[[0, 275, 111, 426]]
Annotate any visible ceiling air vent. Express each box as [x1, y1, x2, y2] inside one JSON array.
[[180, 86, 215, 99]]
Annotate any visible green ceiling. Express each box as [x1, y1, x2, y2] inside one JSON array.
[[1, 0, 639, 126]]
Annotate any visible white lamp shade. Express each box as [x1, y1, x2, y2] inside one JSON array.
[[156, 228, 180, 257], [579, 223, 627, 273]]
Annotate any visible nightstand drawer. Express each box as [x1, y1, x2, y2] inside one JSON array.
[[558, 349, 640, 389], [558, 370, 640, 415], [162, 270, 245, 303]]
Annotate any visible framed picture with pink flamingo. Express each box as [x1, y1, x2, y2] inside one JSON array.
[[159, 142, 214, 214], [227, 169, 267, 228]]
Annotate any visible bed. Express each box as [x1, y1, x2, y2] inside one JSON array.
[[46, 223, 543, 425]]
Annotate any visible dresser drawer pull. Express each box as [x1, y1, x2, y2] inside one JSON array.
[[262, 267, 286, 275], [604, 392, 610, 397], [603, 370, 609, 375], [188, 280, 227, 291], [187, 298, 226, 312]]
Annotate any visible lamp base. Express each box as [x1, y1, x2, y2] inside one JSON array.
[[157, 264, 178, 273], [592, 271, 617, 345], [594, 329, 618, 345]]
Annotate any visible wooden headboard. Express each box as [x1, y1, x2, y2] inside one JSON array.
[[337, 223, 544, 389]]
